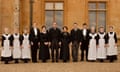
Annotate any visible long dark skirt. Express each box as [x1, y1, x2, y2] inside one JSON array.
[[39, 43, 50, 61], [60, 42, 70, 61], [1, 56, 13, 61], [107, 55, 118, 62]]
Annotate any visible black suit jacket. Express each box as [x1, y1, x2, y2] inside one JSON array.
[[48, 28, 61, 42], [70, 29, 81, 43], [81, 29, 90, 42], [29, 27, 40, 43], [80, 29, 90, 50]]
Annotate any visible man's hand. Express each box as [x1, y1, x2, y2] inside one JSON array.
[[31, 42, 33, 46], [59, 42, 61, 46], [80, 42, 82, 46], [44, 42, 49, 45]]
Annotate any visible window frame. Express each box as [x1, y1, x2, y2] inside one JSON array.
[[44, 1, 65, 29], [88, 1, 108, 31]]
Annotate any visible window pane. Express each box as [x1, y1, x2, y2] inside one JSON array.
[[98, 12, 106, 29], [88, 3, 96, 9], [45, 11, 54, 29], [55, 11, 63, 29], [55, 3, 63, 10], [45, 3, 54, 10], [89, 11, 97, 28], [98, 3, 106, 9]]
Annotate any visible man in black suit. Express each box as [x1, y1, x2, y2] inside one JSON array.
[[29, 23, 40, 63], [48, 22, 61, 62], [70, 23, 81, 62], [80, 23, 89, 61]]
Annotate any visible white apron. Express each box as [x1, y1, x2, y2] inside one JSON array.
[[88, 33, 97, 60], [13, 34, 21, 59], [1, 34, 12, 57], [22, 34, 31, 59], [107, 32, 118, 56], [97, 33, 106, 59]]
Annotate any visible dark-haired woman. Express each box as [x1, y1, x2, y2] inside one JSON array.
[[60, 26, 71, 62], [39, 26, 50, 62]]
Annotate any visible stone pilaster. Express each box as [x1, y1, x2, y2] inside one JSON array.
[[14, 0, 20, 29]]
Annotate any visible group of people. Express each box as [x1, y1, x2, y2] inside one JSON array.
[[1, 22, 118, 64]]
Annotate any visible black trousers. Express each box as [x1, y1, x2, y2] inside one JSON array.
[[51, 40, 59, 61], [81, 41, 89, 61], [72, 41, 79, 61], [81, 47, 88, 61], [31, 44, 38, 62]]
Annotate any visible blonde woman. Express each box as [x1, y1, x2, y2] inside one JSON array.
[[1, 27, 12, 64]]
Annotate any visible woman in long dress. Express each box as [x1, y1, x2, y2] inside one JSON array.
[[88, 26, 97, 62], [1, 28, 12, 64], [39, 26, 50, 62], [96, 27, 107, 62], [11, 29, 22, 63], [106, 26, 118, 62], [21, 28, 31, 63], [60, 26, 71, 62]]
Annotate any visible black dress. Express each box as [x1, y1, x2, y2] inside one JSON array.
[[60, 32, 71, 62], [39, 32, 50, 62]]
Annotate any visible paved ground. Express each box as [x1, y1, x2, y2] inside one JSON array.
[[0, 61, 120, 72], [0, 46, 119, 72]]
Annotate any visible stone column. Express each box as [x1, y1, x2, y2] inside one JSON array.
[[14, 0, 20, 29]]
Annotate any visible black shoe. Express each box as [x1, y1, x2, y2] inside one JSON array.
[[56, 60, 58, 62], [4, 61, 9, 64], [86, 59, 88, 61], [80, 59, 84, 61], [42, 60, 46, 63], [52, 60, 55, 62], [100, 60, 104, 63], [24, 61, 28, 63], [32, 61, 38, 63], [15, 60, 19, 63], [73, 60, 78, 62], [63, 60, 67, 62], [110, 60, 114, 63], [88, 60, 96, 62]]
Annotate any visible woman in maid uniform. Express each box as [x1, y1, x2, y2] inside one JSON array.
[[1, 27, 12, 64], [96, 27, 107, 62], [21, 28, 31, 63], [88, 26, 97, 62], [11, 28, 22, 63], [106, 26, 118, 62], [39, 26, 50, 63], [60, 26, 71, 62]]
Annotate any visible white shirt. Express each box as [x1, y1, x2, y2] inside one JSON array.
[[34, 28, 37, 36], [83, 29, 87, 36]]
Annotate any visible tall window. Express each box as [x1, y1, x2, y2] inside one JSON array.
[[45, 2, 64, 29], [88, 2, 107, 30]]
